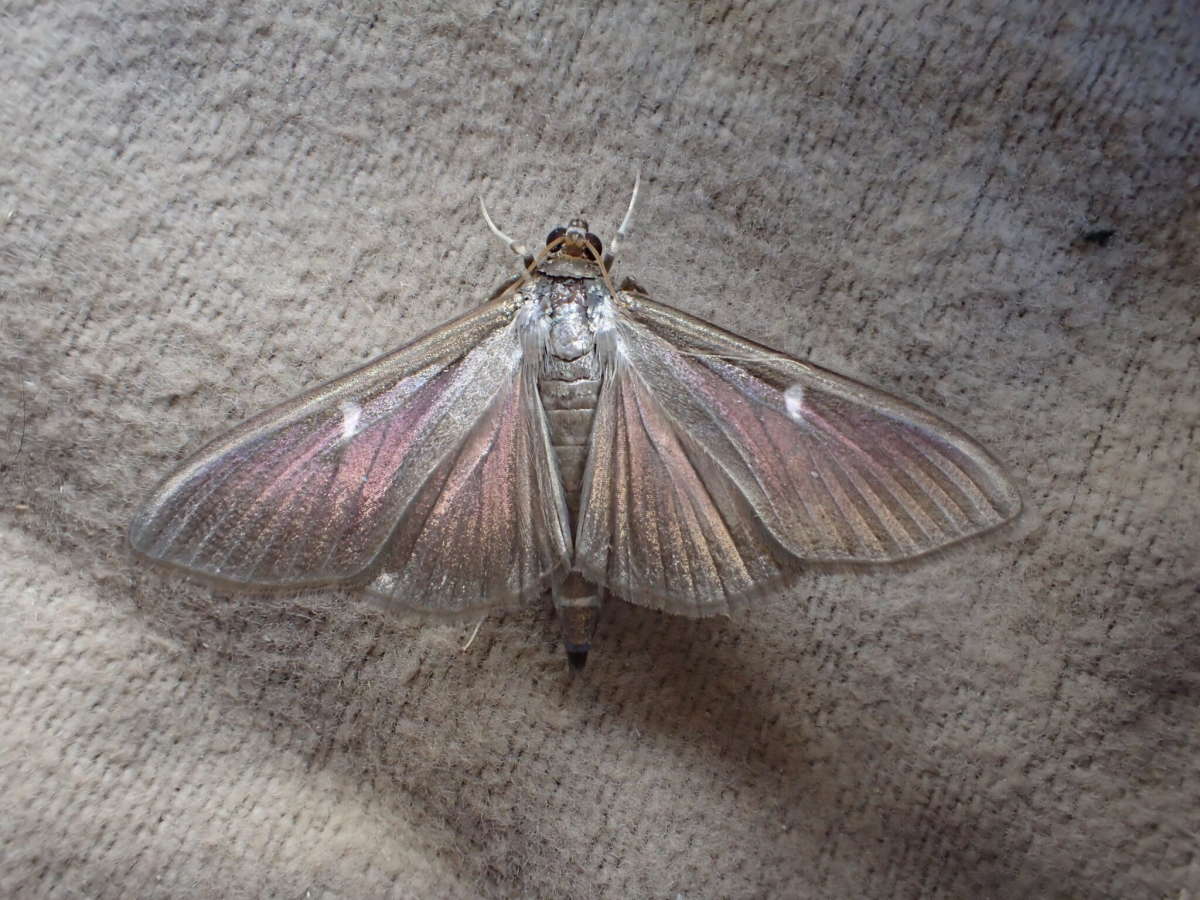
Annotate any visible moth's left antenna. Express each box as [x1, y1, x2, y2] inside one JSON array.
[[479, 197, 529, 258]]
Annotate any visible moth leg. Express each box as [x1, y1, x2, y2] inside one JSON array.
[[553, 572, 604, 671], [460, 616, 486, 652]]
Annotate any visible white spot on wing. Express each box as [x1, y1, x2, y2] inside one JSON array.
[[784, 383, 807, 423], [339, 401, 362, 442]]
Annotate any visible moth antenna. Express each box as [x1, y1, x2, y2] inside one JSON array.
[[478, 196, 529, 258], [607, 170, 640, 263]]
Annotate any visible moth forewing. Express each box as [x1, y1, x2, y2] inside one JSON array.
[[589, 292, 1020, 576], [128, 291, 571, 611]]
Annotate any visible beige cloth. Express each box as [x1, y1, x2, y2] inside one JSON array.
[[3, 2, 1197, 897]]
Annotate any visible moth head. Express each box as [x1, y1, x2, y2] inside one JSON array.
[[544, 218, 604, 262]]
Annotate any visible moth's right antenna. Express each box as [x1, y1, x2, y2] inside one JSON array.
[[607, 171, 640, 264], [479, 196, 529, 258]]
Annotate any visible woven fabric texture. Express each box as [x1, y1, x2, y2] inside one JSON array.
[[2, 2, 1197, 897]]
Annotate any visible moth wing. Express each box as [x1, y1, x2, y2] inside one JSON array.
[[574, 292, 1021, 615], [364, 354, 574, 616], [130, 297, 571, 614]]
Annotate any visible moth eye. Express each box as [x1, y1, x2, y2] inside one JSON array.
[[586, 233, 604, 259], [545, 227, 566, 247]]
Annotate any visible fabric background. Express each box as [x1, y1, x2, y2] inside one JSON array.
[[2, 1, 1197, 897]]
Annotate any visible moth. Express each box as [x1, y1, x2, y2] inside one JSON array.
[[129, 178, 1020, 669]]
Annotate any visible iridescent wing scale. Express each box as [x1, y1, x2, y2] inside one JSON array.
[[132, 271, 1019, 621], [129, 296, 572, 616], [573, 292, 1021, 616]]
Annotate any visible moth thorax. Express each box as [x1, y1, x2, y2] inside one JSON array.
[[547, 308, 595, 361]]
